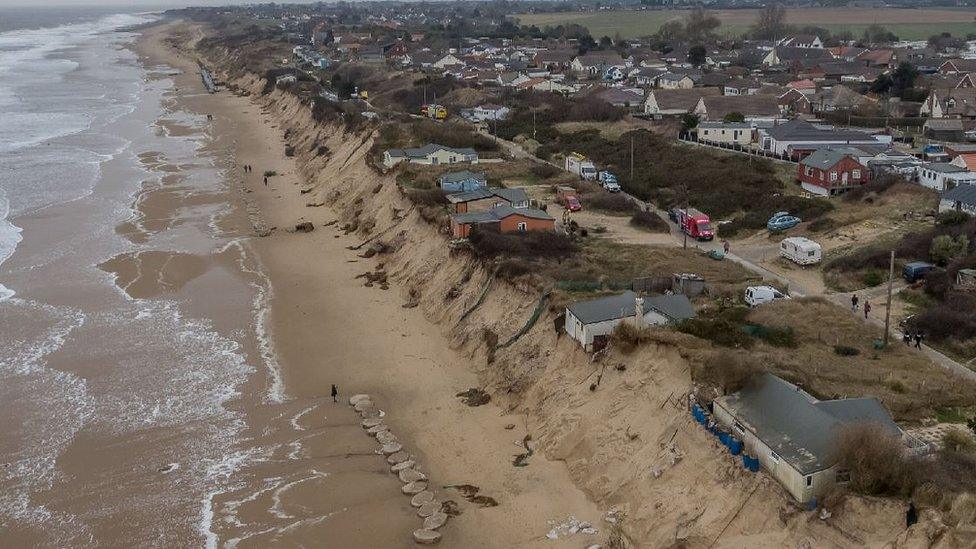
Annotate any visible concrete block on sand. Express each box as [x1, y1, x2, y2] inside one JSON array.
[[387, 451, 410, 465], [349, 394, 371, 406], [398, 468, 427, 484], [410, 491, 434, 508], [367, 423, 390, 435], [376, 431, 398, 445], [413, 529, 441, 545], [353, 399, 374, 413], [402, 481, 427, 495], [362, 418, 384, 429], [361, 409, 382, 419], [381, 442, 403, 455], [423, 512, 448, 531], [417, 501, 440, 518], [392, 460, 416, 473]]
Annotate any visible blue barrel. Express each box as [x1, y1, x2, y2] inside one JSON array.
[[741, 454, 752, 469], [719, 432, 730, 446], [750, 457, 760, 472], [729, 438, 743, 456]]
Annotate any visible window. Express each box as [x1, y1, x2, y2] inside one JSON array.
[[836, 470, 851, 483], [805, 475, 813, 487], [517, 222, 527, 232], [852, 169, 861, 179], [830, 172, 838, 182], [769, 451, 780, 464], [804, 166, 813, 177]]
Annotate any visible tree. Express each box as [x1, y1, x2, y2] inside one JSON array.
[[599, 35, 614, 49], [687, 45, 707, 67], [930, 235, 970, 266], [751, 3, 787, 41], [862, 24, 898, 45], [656, 20, 684, 43], [890, 62, 918, 97], [723, 112, 745, 123], [928, 32, 966, 52], [684, 8, 721, 44], [680, 113, 700, 132]]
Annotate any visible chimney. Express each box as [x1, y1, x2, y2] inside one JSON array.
[[634, 294, 645, 330]]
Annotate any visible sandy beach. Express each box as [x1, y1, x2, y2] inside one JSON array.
[[133, 19, 606, 547]]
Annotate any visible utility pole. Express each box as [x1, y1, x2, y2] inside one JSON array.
[[682, 183, 689, 250], [630, 135, 634, 181], [532, 110, 537, 140], [884, 249, 895, 346]]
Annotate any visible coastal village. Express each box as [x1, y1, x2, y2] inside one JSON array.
[[172, 2, 976, 546]]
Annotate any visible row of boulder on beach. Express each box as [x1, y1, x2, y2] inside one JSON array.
[[349, 393, 448, 545]]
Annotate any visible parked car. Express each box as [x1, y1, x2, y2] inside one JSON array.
[[557, 186, 582, 212], [598, 171, 621, 192], [668, 207, 679, 223], [745, 285, 790, 307], [902, 261, 937, 283], [767, 212, 801, 232]]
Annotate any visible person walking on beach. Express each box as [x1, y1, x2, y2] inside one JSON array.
[[851, 294, 859, 312], [906, 501, 918, 528], [864, 301, 871, 319], [903, 331, 912, 345], [723, 240, 730, 255], [331, 384, 339, 403], [914, 332, 924, 350], [263, 176, 268, 186]]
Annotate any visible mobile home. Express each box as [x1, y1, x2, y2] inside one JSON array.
[[780, 237, 822, 265]]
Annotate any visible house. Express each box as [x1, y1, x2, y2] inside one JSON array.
[[384, 144, 478, 168], [533, 49, 576, 70], [596, 88, 645, 109], [712, 373, 916, 504], [812, 85, 874, 113], [432, 53, 463, 69], [438, 170, 487, 192], [939, 59, 976, 75], [643, 88, 721, 117], [564, 291, 695, 351], [939, 184, 976, 216], [921, 89, 976, 119], [657, 72, 697, 90], [759, 119, 886, 158], [571, 52, 631, 77], [762, 46, 830, 67], [798, 148, 870, 196], [446, 187, 529, 213], [697, 121, 753, 146], [917, 163, 976, 192], [693, 94, 781, 122], [923, 119, 966, 142], [449, 205, 554, 239], [633, 66, 667, 87], [723, 79, 762, 96], [778, 88, 813, 115], [779, 35, 824, 49], [470, 104, 510, 122]]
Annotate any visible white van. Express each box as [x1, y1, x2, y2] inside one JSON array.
[[745, 286, 790, 307], [780, 237, 822, 266]]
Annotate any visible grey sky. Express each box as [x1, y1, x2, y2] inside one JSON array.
[[0, 0, 328, 7]]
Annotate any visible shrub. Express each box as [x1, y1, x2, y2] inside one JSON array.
[[808, 217, 837, 233], [832, 423, 917, 497], [530, 163, 560, 179], [751, 325, 798, 348], [585, 192, 637, 213], [611, 322, 652, 354], [691, 351, 761, 394], [938, 210, 972, 226], [410, 119, 499, 152], [834, 345, 860, 356], [630, 210, 669, 232], [861, 270, 885, 287], [931, 235, 969, 266], [405, 188, 448, 206], [913, 308, 976, 342], [263, 170, 277, 177], [677, 318, 754, 348], [469, 229, 577, 259], [842, 174, 903, 202], [943, 429, 976, 454]]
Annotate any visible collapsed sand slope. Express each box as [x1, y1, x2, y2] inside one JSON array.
[[208, 65, 967, 547]]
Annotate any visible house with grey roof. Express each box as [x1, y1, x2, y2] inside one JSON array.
[[697, 121, 753, 146], [438, 170, 487, 192], [446, 187, 529, 213], [939, 183, 976, 216], [450, 204, 554, 239], [758, 119, 886, 157], [383, 144, 479, 168], [918, 162, 976, 192], [564, 290, 695, 350], [713, 373, 921, 503]]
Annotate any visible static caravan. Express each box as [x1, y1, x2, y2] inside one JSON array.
[[780, 237, 821, 265]]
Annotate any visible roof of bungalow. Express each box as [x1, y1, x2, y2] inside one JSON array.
[[699, 94, 781, 118], [387, 143, 477, 159], [648, 88, 722, 111], [451, 204, 553, 224], [924, 162, 969, 174], [716, 373, 901, 475], [799, 148, 861, 169], [699, 121, 752, 129], [439, 170, 487, 184], [446, 187, 528, 205], [764, 119, 876, 142], [566, 290, 695, 325], [942, 183, 976, 206]]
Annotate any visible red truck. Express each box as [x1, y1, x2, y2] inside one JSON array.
[[676, 208, 714, 241], [556, 185, 582, 212]]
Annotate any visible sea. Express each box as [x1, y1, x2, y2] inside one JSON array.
[[0, 7, 305, 546]]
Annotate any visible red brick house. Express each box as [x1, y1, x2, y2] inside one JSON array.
[[450, 205, 555, 238], [798, 148, 869, 197]]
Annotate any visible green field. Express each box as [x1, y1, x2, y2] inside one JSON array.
[[515, 8, 976, 41]]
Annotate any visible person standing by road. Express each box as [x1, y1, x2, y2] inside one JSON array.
[[914, 332, 924, 350], [723, 240, 730, 255], [864, 301, 871, 319], [851, 294, 859, 312]]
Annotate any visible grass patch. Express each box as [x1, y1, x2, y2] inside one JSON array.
[[630, 210, 669, 233]]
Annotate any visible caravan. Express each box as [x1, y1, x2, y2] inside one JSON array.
[[780, 237, 821, 265]]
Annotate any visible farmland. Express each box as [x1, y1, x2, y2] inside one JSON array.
[[515, 7, 976, 41]]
